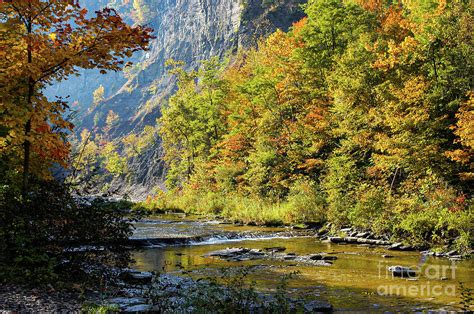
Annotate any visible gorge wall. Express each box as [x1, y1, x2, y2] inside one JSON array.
[[49, 0, 306, 199]]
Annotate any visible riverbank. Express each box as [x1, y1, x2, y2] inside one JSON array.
[[134, 192, 473, 259], [0, 284, 86, 312]]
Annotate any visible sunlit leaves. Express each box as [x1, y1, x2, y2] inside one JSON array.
[[0, 0, 153, 180], [156, 0, 472, 222]]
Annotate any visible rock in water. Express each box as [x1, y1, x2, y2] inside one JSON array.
[[329, 237, 345, 243], [388, 266, 417, 278], [263, 246, 286, 252], [388, 243, 414, 251]]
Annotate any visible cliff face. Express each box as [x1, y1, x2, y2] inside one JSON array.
[[89, 0, 244, 137], [50, 0, 305, 199]]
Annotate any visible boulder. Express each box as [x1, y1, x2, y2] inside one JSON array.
[[124, 304, 153, 312], [205, 247, 250, 257], [388, 266, 417, 278], [309, 254, 337, 261], [388, 243, 406, 250], [309, 254, 323, 260], [388, 242, 416, 251], [356, 232, 369, 238], [120, 270, 153, 285], [322, 255, 338, 261], [108, 297, 147, 309], [344, 237, 359, 243], [329, 237, 345, 243], [302, 300, 333, 312]]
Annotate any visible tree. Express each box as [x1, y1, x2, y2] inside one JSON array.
[[91, 84, 105, 110], [447, 93, 474, 183], [0, 0, 153, 196], [133, 0, 152, 24], [104, 109, 120, 135], [159, 58, 228, 188]]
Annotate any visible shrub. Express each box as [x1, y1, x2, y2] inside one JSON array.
[[0, 178, 139, 285], [350, 184, 389, 234]]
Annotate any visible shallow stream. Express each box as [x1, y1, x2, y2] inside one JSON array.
[[131, 214, 473, 312]]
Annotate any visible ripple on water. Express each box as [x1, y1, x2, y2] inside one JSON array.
[[131, 216, 474, 312]]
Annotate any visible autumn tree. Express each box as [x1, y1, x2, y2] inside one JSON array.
[[159, 58, 228, 188], [446, 92, 473, 183], [0, 0, 153, 196], [90, 84, 105, 111]]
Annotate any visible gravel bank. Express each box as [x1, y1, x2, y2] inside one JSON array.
[[0, 284, 84, 313]]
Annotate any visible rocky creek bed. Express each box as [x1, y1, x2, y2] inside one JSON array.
[[130, 216, 473, 312], [0, 284, 86, 313], [2, 217, 472, 312], [101, 269, 332, 312]]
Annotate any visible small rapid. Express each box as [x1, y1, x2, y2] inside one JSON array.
[[130, 216, 312, 247], [131, 215, 474, 312]]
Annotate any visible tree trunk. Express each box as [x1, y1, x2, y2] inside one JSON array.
[[22, 119, 32, 198], [22, 16, 33, 200]]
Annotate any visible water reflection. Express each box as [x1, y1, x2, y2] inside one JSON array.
[[132, 218, 473, 311]]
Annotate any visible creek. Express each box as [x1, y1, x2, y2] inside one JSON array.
[[131, 214, 473, 312]]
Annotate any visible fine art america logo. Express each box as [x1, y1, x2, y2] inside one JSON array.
[[377, 260, 458, 297]]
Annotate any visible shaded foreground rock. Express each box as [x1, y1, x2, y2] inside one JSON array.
[[124, 304, 153, 312], [150, 274, 332, 313], [204, 247, 336, 266], [100, 269, 332, 312], [120, 269, 153, 285], [108, 297, 148, 308], [0, 284, 86, 312]]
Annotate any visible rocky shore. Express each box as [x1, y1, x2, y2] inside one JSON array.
[[316, 226, 471, 259], [0, 284, 86, 313]]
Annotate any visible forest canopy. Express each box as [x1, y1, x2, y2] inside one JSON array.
[[148, 0, 473, 251]]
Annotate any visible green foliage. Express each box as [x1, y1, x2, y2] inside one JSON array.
[[82, 303, 120, 313], [159, 58, 228, 188], [149, 1, 473, 251], [103, 150, 127, 176], [0, 178, 139, 285]]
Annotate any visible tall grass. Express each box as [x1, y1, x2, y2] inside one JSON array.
[[137, 188, 326, 226]]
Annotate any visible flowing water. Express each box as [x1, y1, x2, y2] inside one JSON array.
[[131, 214, 473, 312]]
